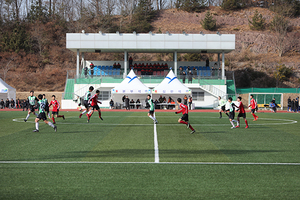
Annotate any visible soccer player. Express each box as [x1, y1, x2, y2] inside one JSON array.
[[48, 95, 65, 124], [225, 97, 238, 129], [33, 94, 57, 132], [175, 98, 195, 134], [147, 94, 158, 124], [86, 90, 103, 122], [248, 95, 258, 121], [24, 90, 38, 122], [218, 96, 229, 118], [79, 86, 94, 118], [42, 94, 50, 118], [235, 97, 249, 129]]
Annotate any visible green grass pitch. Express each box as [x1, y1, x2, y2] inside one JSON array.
[[0, 110, 300, 199]]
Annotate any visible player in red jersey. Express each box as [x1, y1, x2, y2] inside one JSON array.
[[175, 98, 195, 134], [248, 95, 258, 121], [235, 97, 249, 129], [86, 90, 103, 123], [48, 95, 65, 124]]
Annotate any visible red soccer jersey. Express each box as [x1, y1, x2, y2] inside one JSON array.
[[249, 99, 257, 109], [88, 94, 101, 106], [237, 101, 245, 113], [177, 103, 188, 115], [49, 100, 60, 112]]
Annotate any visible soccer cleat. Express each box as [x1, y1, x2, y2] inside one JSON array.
[[253, 119, 257, 121], [54, 126, 57, 132], [33, 129, 39, 132], [53, 122, 56, 124], [190, 130, 195, 134], [255, 116, 259, 120], [63, 116, 65, 120], [231, 126, 236, 129], [219, 116, 222, 119], [79, 114, 82, 118], [236, 125, 240, 128], [245, 126, 249, 129], [155, 120, 158, 124], [100, 117, 103, 121], [187, 123, 190, 129], [24, 119, 27, 122], [87, 119, 90, 123]]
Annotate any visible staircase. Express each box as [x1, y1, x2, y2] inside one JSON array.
[[198, 79, 227, 98]]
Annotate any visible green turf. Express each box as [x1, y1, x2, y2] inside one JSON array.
[[0, 111, 300, 199]]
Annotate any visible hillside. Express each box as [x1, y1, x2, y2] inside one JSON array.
[[1, 7, 300, 91]]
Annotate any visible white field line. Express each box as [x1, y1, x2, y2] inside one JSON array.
[[0, 161, 300, 165], [154, 113, 159, 163]]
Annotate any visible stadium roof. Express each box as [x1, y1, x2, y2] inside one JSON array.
[[66, 32, 235, 54]]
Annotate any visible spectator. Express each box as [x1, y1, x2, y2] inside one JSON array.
[[169, 99, 176, 110], [192, 67, 197, 78], [206, 57, 209, 67], [130, 99, 135, 109], [90, 62, 95, 78], [84, 65, 88, 78], [122, 95, 126, 109], [159, 95, 164, 103], [295, 98, 299, 113], [117, 63, 121, 69], [16, 98, 21, 109], [183, 95, 188, 105], [109, 99, 114, 109], [22, 100, 28, 111], [188, 70, 193, 83], [287, 97, 292, 111], [188, 96, 193, 110], [182, 71, 186, 83], [129, 56, 133, 68], [270, 101, 277, 113], [113, 62, 117, 68], [10, 98, 15, 109], [154, 99, 159, 109], [125, 96, 130, 110], [291, 99, 296, 112], [179, 67, 183, 80], [0, 99, 4, 109], [5, 98, 10, 108], [136, 99, 141, 109]]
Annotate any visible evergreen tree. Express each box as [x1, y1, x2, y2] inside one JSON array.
[[248, 10, 265, 30], [200, 11, 216, 31], [221, 0, 241, 11], [175, 0, 207, 13]]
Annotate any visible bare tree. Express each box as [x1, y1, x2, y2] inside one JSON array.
[[1, 55, 17, 82]]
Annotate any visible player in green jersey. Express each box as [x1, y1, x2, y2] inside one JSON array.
[[42, 94, 50, 118], [33, 94, 57, 132], [225, 97, 238, 129], [147, 95, 158, 124], [218, 96, 229, 119], [24, 91, 38, 122], [79, 86, 94, 118]]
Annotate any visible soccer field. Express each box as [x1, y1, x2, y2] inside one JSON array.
[[0, 110, 300, 199]]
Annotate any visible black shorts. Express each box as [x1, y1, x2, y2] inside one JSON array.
[[221, 105, 225, 111], [52, 110, 59, 115], [229, 111, 235, 120], [91, 105, 100, 110], [45, 105, 49, 112], [37, 112, 47, 121], [181, 114, 189, 122], [238, 112, 246, 118], [149, 110, 154, 115], [29, 105, 35, 112], [251, 109, 256, 113], [84, 100, 90, 109]]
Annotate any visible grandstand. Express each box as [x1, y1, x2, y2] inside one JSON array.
[[63, 32, 236, 109]]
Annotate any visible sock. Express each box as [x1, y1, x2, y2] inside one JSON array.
[[52, 117, 55, 123], [35, 113, 38, 117], [245, 119, 248, 126], [189, 124, 195, 131], [237, 119, 240, 126], [88, 110, 92, 115], [26, 114, 30, 120], [81, 110, 87, 115], [230, 121, 235, 127], [232, 120, 237, 123], [48, 121, 55, 128], [219, 112, 222, 117], [35, 122, 39, 130], [180, 121, 188, 125], [252, 113, 257, 119], [149, 115, 155, 121], [98, 111, 102, 118]]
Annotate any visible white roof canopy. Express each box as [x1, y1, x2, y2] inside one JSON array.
[[66, 33, 235, 53], [0, 78, 16, 100], [152, 70, 191, 94], [111, 69, 150, 94]]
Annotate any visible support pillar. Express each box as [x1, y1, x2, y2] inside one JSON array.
[[124, 51, 128, 78], [174, 51, 177, 76], [76, 49, 80, 79], [81, 52, 85, 75], [222, 51, 225, 80], [217, 53, 220, 69]]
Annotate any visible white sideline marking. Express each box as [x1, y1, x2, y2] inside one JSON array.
[[0, 161, 299, 165], [154, 113, 159, 163]]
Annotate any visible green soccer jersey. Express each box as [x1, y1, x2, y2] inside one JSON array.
[[148, 98, 155, 111], [84, 91, 91, 101], [226, 102, 234, 112], [37, 100, 46, 114], [28, 96, 37, 106], [219, 99, 226, 107]]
